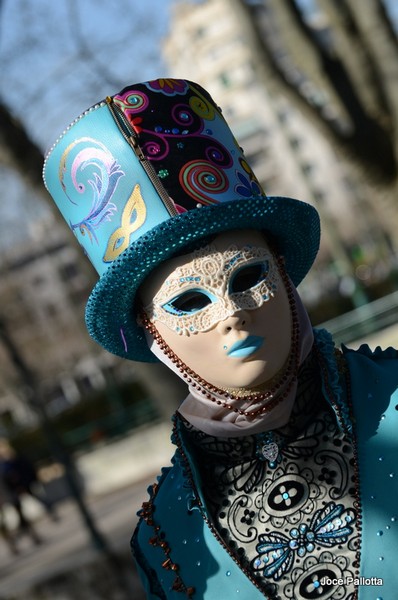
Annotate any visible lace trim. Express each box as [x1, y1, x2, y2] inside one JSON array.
[[144, 243, 279, 335]]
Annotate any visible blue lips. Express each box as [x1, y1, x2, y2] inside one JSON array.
[[226, 336, 264, 358]]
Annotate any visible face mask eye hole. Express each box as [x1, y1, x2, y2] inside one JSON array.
[[163, 290, 213, 316], [230, 263, 267, 293]]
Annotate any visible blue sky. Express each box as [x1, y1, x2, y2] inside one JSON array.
[[0, 0, 178, 249], [0, 0, 174, 150]]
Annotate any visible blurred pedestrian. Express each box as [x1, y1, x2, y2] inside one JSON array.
[[0, 470, 19, 555], [0, 438, 58, 520], [0, 439, 43, 549]]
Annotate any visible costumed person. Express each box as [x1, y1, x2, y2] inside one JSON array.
[[43, 79, 398, 600], [0, 439, 58, 522]]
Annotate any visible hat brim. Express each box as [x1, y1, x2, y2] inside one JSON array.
[[85, 196, 320, 362]]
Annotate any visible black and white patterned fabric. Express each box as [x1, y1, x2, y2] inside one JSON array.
[[180, 351, 359, 600]]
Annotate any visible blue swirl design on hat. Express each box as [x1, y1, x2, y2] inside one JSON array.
[[59, 138, 124, 243], [236, 157, 263, 198]]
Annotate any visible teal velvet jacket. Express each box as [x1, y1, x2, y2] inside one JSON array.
[[132, 330, 398, 599]]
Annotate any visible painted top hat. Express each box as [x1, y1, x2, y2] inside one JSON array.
[[43, 78, 320, 363]]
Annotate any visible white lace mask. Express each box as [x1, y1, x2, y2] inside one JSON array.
[[143, 244, 279, 335]]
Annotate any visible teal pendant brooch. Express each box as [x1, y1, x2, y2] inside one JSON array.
[[256, 432, 283, 468]]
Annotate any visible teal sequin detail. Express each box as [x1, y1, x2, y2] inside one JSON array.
[[314, 328, 352, 434]]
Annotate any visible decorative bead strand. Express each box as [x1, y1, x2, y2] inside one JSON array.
[[140, 483, 195, 598]]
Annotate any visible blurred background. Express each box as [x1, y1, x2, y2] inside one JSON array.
[[0, 0, 397, 598]]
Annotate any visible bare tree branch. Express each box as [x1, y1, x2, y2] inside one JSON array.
[[240, 0, 396, 182], [0, 102, 47, 191]]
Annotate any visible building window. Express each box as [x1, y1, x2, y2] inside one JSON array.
[[44, 303, 58, 318], [219, 72, 231, 87], [194, 25, 205, 39], [60, 262, 79, 281], [78, 374, 95, 395], [0, 409, 16, 432], [32, 275, 46, 286]]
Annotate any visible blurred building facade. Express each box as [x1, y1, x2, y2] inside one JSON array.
[[0, 196, 131, 433], [163, 0, 397, 308]]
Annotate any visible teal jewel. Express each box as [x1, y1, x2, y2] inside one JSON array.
[[306, 543, 315, 552], [158, 169, 169, 179]]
